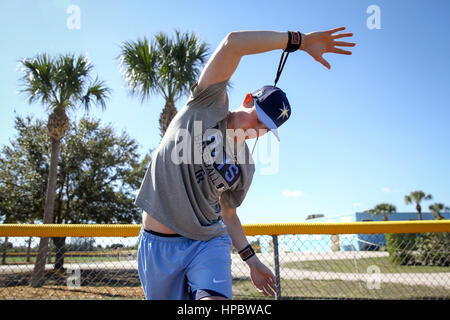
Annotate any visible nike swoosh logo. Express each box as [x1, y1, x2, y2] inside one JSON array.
[[213, 278, 226, 284]]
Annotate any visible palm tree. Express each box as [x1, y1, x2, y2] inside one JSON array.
[[119, 30, 208, 138], [404, 190, 433, 220], [368, 203, 397, 221], [429, 203, 449, 220], [18, 53, 110, 287]]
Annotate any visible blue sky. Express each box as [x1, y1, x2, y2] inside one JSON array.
[[1, 0, 449, 224]]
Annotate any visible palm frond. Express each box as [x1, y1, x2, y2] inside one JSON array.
[[119, 30, 209, 104], [370, 203, 397, 215], [405, 190, 433, 204], [18, 52, 110, 113], [162, 30, 209, 101], [18, 53, 57, 108], [81, 77, 111, 112], [54, 53, 94, 108], [404, 195, 412, 205], [118, 37, 159, 103]]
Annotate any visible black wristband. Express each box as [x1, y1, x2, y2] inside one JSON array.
[[274, 31, 301, 86], [285, 31, 302, 52], [238, 245, 255, 261]]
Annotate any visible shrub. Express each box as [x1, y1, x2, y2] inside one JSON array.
[[415, 232, 450, 266], [386, 232, 450, 266], [385, 233, 417, 265]]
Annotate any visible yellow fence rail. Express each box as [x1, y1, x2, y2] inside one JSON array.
[[0, 220, 449, 237]]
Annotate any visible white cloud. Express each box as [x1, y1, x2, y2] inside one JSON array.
[[282, 190, 303, 198]]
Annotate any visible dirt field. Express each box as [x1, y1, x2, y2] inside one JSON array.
[[0, 269, 144, 300], [1, 285, 144, 299]]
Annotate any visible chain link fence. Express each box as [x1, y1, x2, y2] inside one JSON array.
[[0, 226, 449, 300]]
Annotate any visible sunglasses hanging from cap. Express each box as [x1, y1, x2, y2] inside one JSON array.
[[274, 31, 302, 86]]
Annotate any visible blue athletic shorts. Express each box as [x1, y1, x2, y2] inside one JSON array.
[[137, 228, 233, 300]]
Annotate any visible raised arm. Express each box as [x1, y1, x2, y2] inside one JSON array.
[[197, 31, 289, 91], [197, 28, 355, 91]]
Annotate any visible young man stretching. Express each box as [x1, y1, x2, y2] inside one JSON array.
[[135, 27, 355, 300]]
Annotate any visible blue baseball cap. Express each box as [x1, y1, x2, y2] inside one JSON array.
[[251, 86, 291, 141]]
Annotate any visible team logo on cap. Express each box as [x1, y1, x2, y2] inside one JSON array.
[[277, 101, 290, 120], [254, 89, 264, 98]]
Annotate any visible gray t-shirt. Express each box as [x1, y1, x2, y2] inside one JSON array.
[[135, 80, 255, 241]]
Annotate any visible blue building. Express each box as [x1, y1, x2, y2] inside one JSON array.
[[274, 212, 449, 252]]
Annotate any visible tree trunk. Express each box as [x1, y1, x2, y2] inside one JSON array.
[[1, 237, 8, 265], [30, 138, 61, 287], [159, 98, 177, 138], [53, 237, 66, 271], [52, 185, 66, 271], [416, 204, 423, 220], [26, 237, 32, 263]]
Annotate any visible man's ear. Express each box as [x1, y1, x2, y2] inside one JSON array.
[[243, 93, 253, 108]]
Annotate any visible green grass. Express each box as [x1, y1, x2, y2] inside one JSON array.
[[283, 256, 450, 274], [232, 278, 449, 300]]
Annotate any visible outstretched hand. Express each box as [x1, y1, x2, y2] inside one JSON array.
[[301, 26, 355, 69]]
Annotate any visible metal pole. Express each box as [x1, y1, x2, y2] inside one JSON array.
[[272, 235, 281, 299]]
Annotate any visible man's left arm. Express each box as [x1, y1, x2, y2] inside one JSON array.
[[220, 197, 279, 298], [197, 27, 355, 92]]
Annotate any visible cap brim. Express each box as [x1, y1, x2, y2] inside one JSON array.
[[254, 101, 280, 141]]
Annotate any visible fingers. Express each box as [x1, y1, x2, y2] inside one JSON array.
[[327, 26, 346, 34], [315, 56, 331, 69], [263, 284, 276, 297], [330, 47, 352, 55], [332, 32, 354, 40], [256, 277, 279, 297], [333, 41, 356, 47], [269, 273, 278, 292], [257, 285, 275, 297], [251, 264, 279, 298], [256, 288, 267, 296]]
